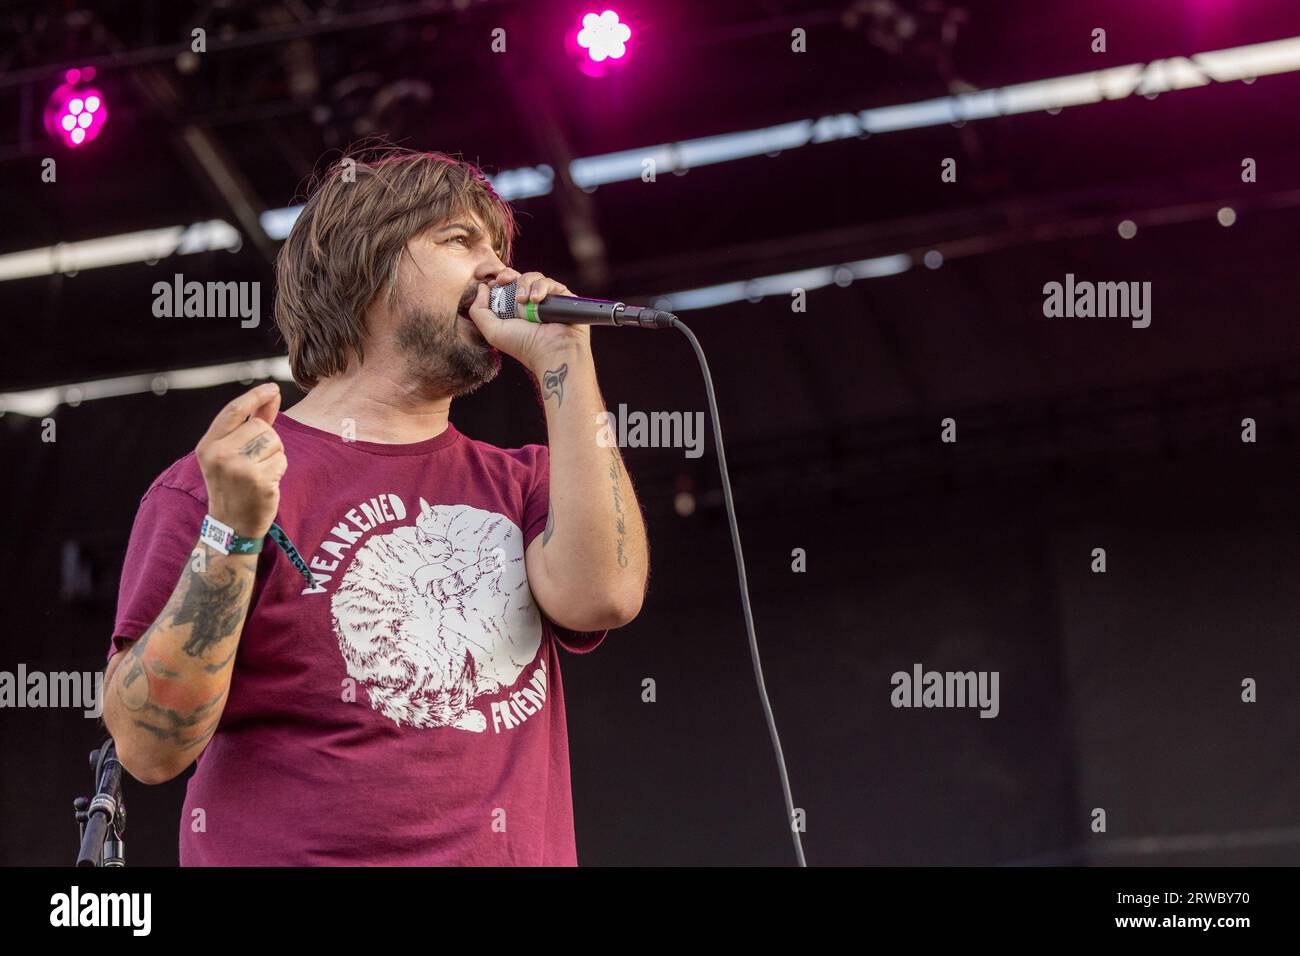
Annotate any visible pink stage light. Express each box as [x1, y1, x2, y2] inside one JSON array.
[[44, 71, 108, 148], [578, 10, 631, 61], [568, 9, 633, 77]]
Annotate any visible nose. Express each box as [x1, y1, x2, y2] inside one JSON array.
[[476, 248, 510, 286]]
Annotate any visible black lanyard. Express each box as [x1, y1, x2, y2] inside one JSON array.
[[267, 521, 315, 588]]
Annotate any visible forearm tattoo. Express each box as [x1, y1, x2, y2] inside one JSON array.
[[113, 551, 252, 751], [608, 448, 629, 568], [176, 564, 251, 658], [542, 364, 568, 407], [130, 686, 227, 751]]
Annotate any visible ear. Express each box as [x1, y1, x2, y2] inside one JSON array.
[[419, 497, 431, 515]]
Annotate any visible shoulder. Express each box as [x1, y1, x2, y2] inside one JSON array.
[[141, 451, 208, 507], [457, 432, 548, 485]]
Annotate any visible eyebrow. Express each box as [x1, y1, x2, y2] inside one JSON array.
[[436, 221, 485, 239]]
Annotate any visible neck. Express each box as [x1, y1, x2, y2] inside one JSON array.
[[284, 362, 453, 444]]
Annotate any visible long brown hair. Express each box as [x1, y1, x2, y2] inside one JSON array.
[[273, 147, 518, 390]]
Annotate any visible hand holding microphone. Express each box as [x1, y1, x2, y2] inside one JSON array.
[[487, 279, 677, 329], [464, 271, 678, 378]]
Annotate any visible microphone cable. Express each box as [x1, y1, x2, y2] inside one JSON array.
[[668, 316, 807, 867], [492, 281, 806, 864]]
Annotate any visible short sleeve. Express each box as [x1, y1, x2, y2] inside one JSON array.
[[522, 444, 608, 655], [107, 484, 209, 663]]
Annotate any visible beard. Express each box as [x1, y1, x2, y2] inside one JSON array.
[[393, 299, 501, 398]]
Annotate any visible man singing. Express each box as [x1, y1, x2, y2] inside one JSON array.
[[101, 148, 649, 865]]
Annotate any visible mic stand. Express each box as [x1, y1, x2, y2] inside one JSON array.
[[74, 738, 126, 866]]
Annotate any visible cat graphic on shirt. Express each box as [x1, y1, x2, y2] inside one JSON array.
[[330, 498, 543, 731]]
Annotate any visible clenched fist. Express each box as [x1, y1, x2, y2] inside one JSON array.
[[196, 383, 288, 540]]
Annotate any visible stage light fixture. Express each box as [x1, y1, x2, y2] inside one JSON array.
[[45, 68, 108, 148], [569, 9, 632, 77]]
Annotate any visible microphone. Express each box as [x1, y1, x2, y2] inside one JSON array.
[[488, 280, 677, 329]]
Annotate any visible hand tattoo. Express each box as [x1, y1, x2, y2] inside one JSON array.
[[240, 434, 270, 458]]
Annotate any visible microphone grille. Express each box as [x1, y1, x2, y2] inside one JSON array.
[[488, 281, 519, 320]]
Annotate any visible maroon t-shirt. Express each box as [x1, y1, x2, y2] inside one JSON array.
[[109, 411, 606, 866]]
